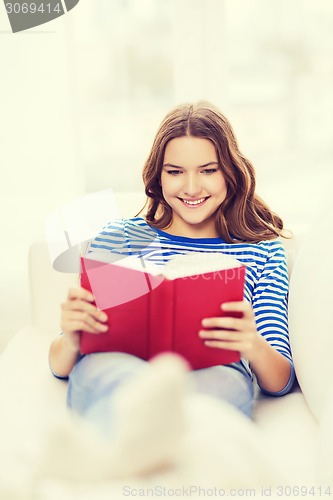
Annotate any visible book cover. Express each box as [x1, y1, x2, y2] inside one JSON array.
[[80, 252, 246, 369]]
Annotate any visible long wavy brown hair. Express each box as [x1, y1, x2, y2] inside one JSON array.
[[140, 101, 286, 243]]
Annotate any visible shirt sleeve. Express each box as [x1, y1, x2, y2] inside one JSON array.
[[50, 370, 69, 381], [87, 218, 132, 257], [87, 217, 160, 262], [251, 240, 295, 396]]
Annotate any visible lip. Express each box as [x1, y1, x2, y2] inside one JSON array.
[[178, 196, 210, 207]]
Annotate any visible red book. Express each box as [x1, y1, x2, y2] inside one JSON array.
[[80, 252, 246, 370]]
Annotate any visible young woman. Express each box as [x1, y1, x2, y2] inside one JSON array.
[[49, 101, 295, 477]]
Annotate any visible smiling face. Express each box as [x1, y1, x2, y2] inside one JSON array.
[[160, 136, 227, 238]]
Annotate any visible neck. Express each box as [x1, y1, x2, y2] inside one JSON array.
[[162, 220, 219, 239]]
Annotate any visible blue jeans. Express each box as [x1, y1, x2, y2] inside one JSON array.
[[67, 353, 254, 437]]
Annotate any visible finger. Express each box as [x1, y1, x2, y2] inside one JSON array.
[[63, 316, 108, 334], [203, 339, 244, 351], [65, 310, 108, 331], [199, 328, 247, 341], [62, 298, 96, 311], [62, 300, 107, 321], [201, 316, 250, 331], [67, 319, 108, 334], [221, 301, 253, 316], [67, 287, 95, 302]]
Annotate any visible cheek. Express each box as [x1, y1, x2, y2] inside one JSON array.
[[161, 174, 179, 194], [160, 174, 168, 194], [212, 174, 228, 197], [221, 181, 228, 198]]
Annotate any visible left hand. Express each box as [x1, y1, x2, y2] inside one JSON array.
[[199, 300, 261, 360]]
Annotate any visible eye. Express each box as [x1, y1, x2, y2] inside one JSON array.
[[166, 170, 182, 176], [201, 168, 218, 174]]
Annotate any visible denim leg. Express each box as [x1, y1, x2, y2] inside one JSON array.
[[67, 352, 147, 437], [189, 364, 254, 418], [67, 354, 254, 439]]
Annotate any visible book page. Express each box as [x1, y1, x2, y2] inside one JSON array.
[[164, 252, 243, 280]]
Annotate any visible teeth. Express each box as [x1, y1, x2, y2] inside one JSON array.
[[182, 198, 206, 205]]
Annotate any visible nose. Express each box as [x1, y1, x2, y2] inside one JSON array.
[[183, 173, 202, 197]]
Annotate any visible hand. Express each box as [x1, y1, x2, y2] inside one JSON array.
[[61, 286, 108, 352], [198, 301, 261, 360]]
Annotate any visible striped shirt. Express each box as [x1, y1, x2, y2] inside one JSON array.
[[87, 216, 295, 396]]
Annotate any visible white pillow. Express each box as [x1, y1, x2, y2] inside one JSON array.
[[289, 199, 333, 422]]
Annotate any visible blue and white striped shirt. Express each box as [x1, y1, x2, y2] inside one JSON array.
[[88, 217, 295, 396]]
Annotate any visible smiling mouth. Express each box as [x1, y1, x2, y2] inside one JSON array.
[[178, 197, 210, 206]]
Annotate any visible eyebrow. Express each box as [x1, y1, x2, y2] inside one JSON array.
[[162, 161, 219, 169]]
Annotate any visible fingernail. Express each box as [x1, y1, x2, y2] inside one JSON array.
[[99, 313, 108, 321]]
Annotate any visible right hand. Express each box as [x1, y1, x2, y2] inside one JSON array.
[[60, 286, 108, 352]]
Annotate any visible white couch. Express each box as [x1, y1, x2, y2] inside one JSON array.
[[0, 191, 332, 500]]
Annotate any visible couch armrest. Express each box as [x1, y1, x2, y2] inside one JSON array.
[[29, 242, 77, 333]]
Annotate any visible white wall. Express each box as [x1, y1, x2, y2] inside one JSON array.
[[70, 0, 333, 203], [0, 8, 84, 349]]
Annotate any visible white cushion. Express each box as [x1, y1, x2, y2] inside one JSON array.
[[289, 201, 333, 422]]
